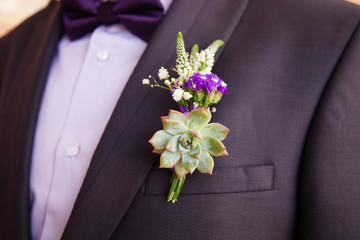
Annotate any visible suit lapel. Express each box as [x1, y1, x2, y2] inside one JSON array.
[[62, 0, 249, 239]]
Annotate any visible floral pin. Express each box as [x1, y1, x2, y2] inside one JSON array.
[[143, 32, 229, 203]]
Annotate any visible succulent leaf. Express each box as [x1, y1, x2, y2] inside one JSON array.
[[200, 123, 230, 141], [191, 138, 198, 149], [149, 130, 173, 151], [182, 153, 199, 174], [201, 135, 228, 157], [189, 143, 201, 159], [160, 150, 181, 168], [180, 132, 192, 145], [178, 142, 190, 154], [187, 108, 211, 131], [161, 116, 169, 124], [175, 160, 188, 179], [197, 151, 214, 174], [163, 119, 189, 135], [168, 110, 187, 125], [152, 148, 165, 154], [217, 149, 229, 157], [187, 129, 203, 140], [166, 135, 181, 152]]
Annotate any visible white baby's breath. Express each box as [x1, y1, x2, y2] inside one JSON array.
[[142, 78, 150, 85], [183, 92, 193, 100], [164, 80, 170, 85], [172, 89, 184, 102], [158, 67, 169, 80]]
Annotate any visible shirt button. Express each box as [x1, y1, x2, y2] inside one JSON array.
[[66, 145, 79, 157], [96, 50, 109, 62]]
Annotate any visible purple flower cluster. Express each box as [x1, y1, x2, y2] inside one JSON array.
[[184, 73, 228, 94], [179, 105, 187, 112], [179, 104, 197, 113]]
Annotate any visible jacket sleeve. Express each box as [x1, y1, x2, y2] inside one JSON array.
[[298, 21, 360, 240]]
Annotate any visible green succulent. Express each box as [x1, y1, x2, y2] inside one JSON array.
[[149, 108, 229, 179]]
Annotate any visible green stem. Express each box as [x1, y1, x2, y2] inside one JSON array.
[[170, 172, 176, 183], [167, 173, 178, 202], [173, 175, 186, 203], [167, 172, 186, 203], [154, 84, 171, 90]]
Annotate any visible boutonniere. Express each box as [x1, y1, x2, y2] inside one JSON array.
[[143, 32, 229, 203]]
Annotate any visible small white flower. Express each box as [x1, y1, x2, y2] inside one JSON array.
[[158, 67, 169, 80], [221, 81, 227, 87], [171, 78, 176, 83], [202, 67, 212, 74], [164, 80, 170, 85], [172, 89, 184, 102], [193, 102, 199, 108], [183, 92, 193, 100], [198, 51, 206, 62], [142, 78, 150, 85], [211, 107, 217, 113]]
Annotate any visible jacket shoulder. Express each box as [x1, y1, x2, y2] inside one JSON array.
[[0, 1, 61, 88], [0, 1, 61, 52]]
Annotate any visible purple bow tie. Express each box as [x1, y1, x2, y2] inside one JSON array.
[[61, 0, 164, 42]]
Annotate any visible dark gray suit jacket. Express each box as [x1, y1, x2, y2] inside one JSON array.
[[1, 0, 360, 239]]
